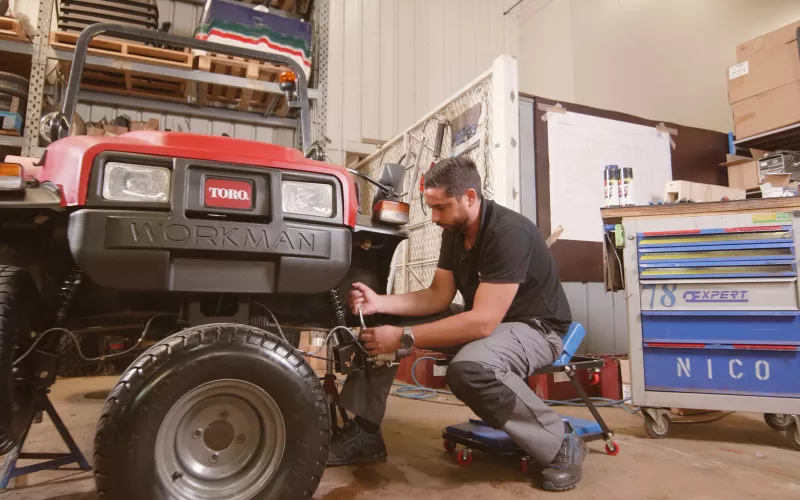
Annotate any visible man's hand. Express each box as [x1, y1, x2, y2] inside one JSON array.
[[360, 325, 402, 355], [348, 282, 383, 315]]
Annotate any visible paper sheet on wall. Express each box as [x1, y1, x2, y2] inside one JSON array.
[[547, 111, 673, 242]]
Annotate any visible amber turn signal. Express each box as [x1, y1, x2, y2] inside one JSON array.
[[0, 162, 23, 191], [372, 200, 410, 226]]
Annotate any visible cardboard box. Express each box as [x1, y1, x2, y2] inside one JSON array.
[[732, 80, 800, 139], [621, 383, 632, 405], [665, 180, 746, 203], [720, 150, 768, 190], [760, 175, 799, 198], [298, 331, 327, 372], [727, 41, 800, 104], [131, 118, 160, 131], [736, 20, 800, 63], [619, 359, 630, 385]]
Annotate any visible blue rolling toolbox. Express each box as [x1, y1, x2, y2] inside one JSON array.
[[441, 322, 620, 471], [601, 202, 800, 450]]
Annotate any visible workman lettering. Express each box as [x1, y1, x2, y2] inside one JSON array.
[[207, 187, 250, 201], [675, 357, 770, 381], [127, 221, 320, 255], [682, 290, 748, 303]]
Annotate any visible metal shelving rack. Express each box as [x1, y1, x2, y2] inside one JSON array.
[[0, 0, 328, 158]]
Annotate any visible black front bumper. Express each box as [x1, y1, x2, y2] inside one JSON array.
[[68, 209, 351, 293]]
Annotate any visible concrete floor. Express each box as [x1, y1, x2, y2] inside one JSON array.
[[1, 376, 799, 499]]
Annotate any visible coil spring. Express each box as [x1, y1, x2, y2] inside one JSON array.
[[327, 288, 347, 327], [56, 270, 83, 326]]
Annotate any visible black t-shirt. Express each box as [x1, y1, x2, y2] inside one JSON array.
[[437, 198, 572, 335]]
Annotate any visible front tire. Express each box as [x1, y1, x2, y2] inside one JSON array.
[[93, 324, 330, 500], [0, 266, 41, 456]]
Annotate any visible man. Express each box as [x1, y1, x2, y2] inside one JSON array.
[[330, 156, 587, 491]]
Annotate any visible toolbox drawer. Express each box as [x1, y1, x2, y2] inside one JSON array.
[[638, 279, 799, 311], [637, 225, 797, 280], [641, 311, 800, 345], [643, 344, 800, 398]]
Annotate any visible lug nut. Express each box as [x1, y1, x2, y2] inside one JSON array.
[[192, 429, 202, 439], [235, 433, 246, 444], [210, 453, 219, 463], [219, 409, 229, 420]]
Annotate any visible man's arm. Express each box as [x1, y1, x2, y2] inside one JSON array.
[[410, 281, 519, 347], [351, 267, 457, 317], [360, 281, 518, 353], [361, 225, 534, 353]]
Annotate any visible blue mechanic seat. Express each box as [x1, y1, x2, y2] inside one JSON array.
[[551, 322, 586, 367], [441, 322, 619, 462]]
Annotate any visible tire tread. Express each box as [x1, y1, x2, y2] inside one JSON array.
[[94, 324, 330, 500]]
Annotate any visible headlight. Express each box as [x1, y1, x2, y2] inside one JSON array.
[[282, 181, 333, 217], [102, 162, 171, 203]]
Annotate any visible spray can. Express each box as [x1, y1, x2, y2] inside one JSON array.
[[619, 167, 634, 206], [604, 165, 620, 206]]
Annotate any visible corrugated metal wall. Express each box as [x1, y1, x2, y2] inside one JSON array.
[[563, 283, 628, 356], [326, 0, 521, 164]]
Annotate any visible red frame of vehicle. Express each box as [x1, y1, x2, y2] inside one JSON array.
[[38, 131, 359, 227]]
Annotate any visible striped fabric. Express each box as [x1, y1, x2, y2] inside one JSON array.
[[195, 3, 313, 80]]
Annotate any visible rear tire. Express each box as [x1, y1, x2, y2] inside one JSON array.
[[93, 324, 330, 500], [0, 72, 29, 100], [0, 266, 41, 456], [56, 332, 96, 378]]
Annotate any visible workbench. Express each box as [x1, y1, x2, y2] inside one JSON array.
[[600, 197, 800, 450]]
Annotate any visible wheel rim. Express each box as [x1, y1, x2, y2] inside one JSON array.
[[770, 414, 792, 427], [155, 379, 286, 500], [649, 416, 668, 435]]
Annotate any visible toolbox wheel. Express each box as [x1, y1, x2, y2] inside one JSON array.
[[764, 413, 793, 431], [443, 439, 456, 452], [605, 441, 620, 456], [644, 413, 670, 439], [457, 449, 473, 466], [785, 421, 800, 452], [519, 457, 530, 473]]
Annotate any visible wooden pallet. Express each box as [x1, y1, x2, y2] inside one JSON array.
[[236, 0, 310, 15], [0, 16, 28, 43], [194, 54, 290, 116], [58, 60, 188, 103], [49, 30, 191, 69]]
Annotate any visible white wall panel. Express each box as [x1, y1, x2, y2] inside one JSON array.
[[519, 0, 800, 134], [326, 0, 521, 164]]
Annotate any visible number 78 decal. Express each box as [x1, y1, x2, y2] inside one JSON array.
[[642, 284, 678, 309]]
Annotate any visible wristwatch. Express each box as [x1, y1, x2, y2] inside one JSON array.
[[400, 326, 415, 349]]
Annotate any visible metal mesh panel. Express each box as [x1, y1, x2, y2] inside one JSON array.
[[355, 73, 493, 298]]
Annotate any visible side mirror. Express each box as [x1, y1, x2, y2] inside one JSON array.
[[375, 164, 405, 197]]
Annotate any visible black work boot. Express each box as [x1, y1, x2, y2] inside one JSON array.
[[539, 424, 588, 491], [327, 419, 388, 466]]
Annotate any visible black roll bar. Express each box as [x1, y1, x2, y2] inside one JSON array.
[[58, 22, 312, 152]]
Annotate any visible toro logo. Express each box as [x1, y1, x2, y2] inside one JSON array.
[[203, 178, 253, 210]]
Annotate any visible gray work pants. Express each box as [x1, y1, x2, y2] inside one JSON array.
[[338, 311, 566, 465]]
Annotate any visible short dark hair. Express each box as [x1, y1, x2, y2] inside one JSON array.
[[424, 156, 482, 199]]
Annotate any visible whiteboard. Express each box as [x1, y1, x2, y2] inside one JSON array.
[[547, 111, 673, 242]]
